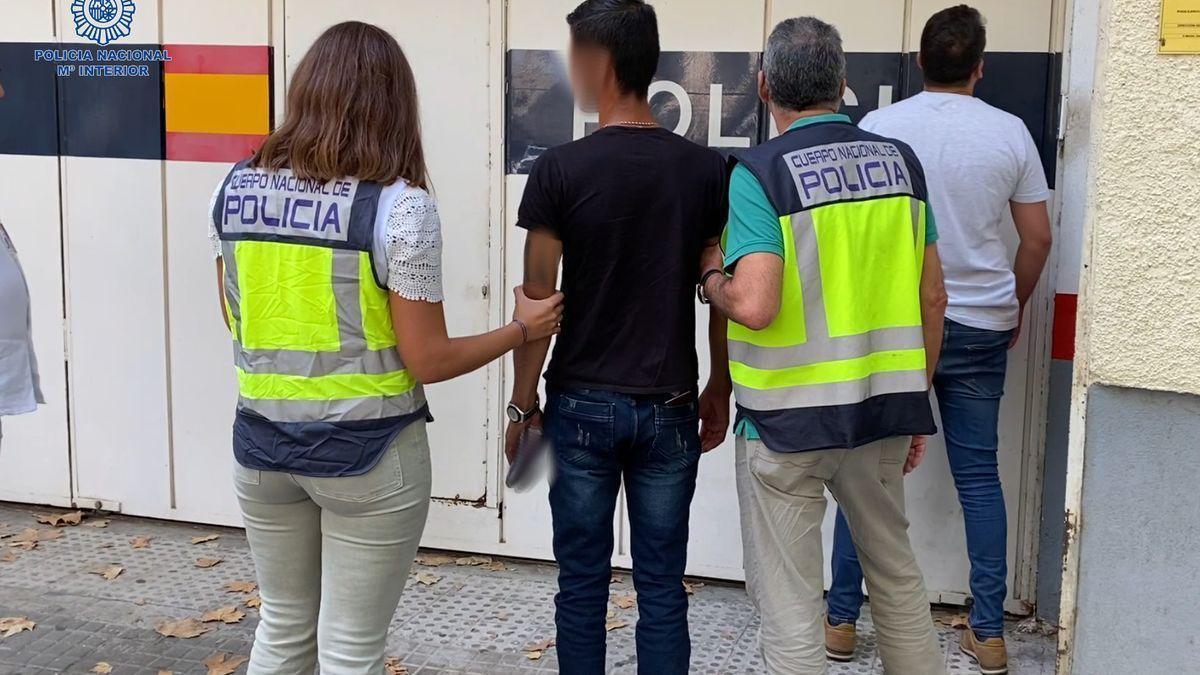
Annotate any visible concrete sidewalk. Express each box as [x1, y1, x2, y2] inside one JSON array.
[[0, 503, 1055, 674]]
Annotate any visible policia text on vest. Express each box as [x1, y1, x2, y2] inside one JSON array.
[[213, 161, 430, 477]]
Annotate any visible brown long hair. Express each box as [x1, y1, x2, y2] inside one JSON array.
[[252, 21, 428, 188]]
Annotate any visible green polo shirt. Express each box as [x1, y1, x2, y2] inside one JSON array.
[[724, 114, 939, 440]]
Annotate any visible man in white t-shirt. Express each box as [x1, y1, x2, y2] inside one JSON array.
[[823, 6, 1052, 675]]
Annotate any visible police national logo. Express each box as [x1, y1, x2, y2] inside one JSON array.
[[783, 141, 913, 209], [72, 0, 136, 46]]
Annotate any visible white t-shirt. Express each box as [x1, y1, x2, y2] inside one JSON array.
[[861, 92, 1050, 331], [207, 179, 444, 303]]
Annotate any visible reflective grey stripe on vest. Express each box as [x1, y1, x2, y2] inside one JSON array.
[[239, 388, 427, 423], [221, 231, 424, 423], [729, 325, 924, 369], [734, 369, 928, 410], [731, 204, 926, 411]]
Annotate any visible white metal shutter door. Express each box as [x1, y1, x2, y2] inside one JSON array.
[[55, 0, 174, 518], [160, 0, 273, 526]]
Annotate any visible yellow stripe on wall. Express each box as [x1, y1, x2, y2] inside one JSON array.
[[164, 73, 271, 135]]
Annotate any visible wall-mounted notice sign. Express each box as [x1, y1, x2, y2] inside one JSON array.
[[1161, 0, 1200, 53]]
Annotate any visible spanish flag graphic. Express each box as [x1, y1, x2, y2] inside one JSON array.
[[164, 44, 273, 162]]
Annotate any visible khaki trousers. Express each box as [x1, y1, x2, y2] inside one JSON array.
[[735, 435, 946, 675]]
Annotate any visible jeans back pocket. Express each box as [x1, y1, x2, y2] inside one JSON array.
[[549, 393, 616, 468], [650, 400, 700, 473]]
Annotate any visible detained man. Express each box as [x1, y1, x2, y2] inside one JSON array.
[[503, 1, 731, 672], [699, 16, 948, 674], [824, 7, 1053, 675]]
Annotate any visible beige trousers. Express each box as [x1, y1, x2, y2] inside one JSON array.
[[234, 420, 433, 675], [735, 435, 946, 675]]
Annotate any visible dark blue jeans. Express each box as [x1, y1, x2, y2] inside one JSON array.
[[828, 319, 1013, 638], [546, 387, 701, 675]]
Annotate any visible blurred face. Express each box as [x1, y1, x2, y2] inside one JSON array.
[[568, 40, 609, 113]]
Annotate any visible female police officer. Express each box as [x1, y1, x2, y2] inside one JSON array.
[[208, 22, 562, 673]]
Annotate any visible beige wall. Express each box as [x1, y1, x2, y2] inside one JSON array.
[[1079, 0, 1200, 395]]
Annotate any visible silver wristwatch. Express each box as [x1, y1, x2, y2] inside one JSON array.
[[506, 397, 540, 423]]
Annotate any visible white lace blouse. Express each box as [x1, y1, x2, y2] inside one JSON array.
[[207, 180, 444, 303]]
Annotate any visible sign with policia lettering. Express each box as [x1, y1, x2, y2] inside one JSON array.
[[0, 42, 272, 162], [506, 49, 1061, 188]]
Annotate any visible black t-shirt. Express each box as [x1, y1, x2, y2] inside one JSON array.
[[516, 126, 728, 394]]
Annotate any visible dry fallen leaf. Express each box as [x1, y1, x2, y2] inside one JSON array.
[[455, 555, 492, 567], [612, 593, 637, 609], [88, 519, 111, 529], [244, 593, 262, 609], [414, 553, 457, 567], [682, 580, 705, 595], [0, 551, 17, 563], [202, 652, 249, 675], [9, 528, 63, 550], [89, 565, 124, 581], [154, 617, 214, 639], [157, 671, 174, 675], [37, 511, 84, 527], [90, 663, 113, 674], [130, 537, 152, 549], [935, 613, 970, 630], [605, 617, 630, 632], [134, 599, 147, 606], [195, 557, 224, 569], [485, 561, 506, 572], [0, 617, 35, 638], [223, 581, 257, 594], [384, 656, 408, 674], [495, 610, 509, 621], [201, 606, 246, 625], [522, 637, 556, 660], [412, 571, 441, 586], [610, 572, 624, 584], [192, 534, 220, 545]]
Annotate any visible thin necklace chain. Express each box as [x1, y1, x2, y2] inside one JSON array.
[[603, 120, 659, 129]]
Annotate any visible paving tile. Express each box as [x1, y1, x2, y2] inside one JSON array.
[[0, 502, 1054, 674]]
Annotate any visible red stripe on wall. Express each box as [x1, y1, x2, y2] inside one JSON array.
[[1052, 293, 1078, 361], [164, 45, 270, 75], [166, 132, 267, 163]]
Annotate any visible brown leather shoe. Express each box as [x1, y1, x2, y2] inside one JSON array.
[[825, 618, 856, 662], [960, 626, 1008, 674]]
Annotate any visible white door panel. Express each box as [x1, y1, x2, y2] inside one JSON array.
[[285, 1, 495, 502], [0, 156, 72, 507]]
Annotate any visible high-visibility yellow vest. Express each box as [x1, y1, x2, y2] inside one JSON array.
[[213, 160, 427, 474], [728, 119, 936, 452]]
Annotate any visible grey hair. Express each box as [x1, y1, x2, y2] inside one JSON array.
[[763, 17, 846, 112]]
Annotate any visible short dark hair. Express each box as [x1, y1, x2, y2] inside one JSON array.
[[567, 0, 660, 96], [763, 17, 846, 113], [920, 5, 987, 86]]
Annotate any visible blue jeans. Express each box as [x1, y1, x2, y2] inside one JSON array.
[[546, 387, 701, 675], [828, 320, 1013, 638]]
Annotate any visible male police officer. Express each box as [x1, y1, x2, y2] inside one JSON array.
[[825, 7, 1052, 674], [700, 17, 948, 674]]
